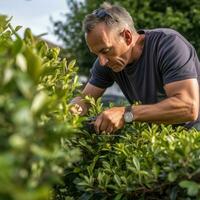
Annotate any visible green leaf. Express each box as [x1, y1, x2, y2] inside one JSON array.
[[51, 47, 60, 59], [16, 72, 33, 98], [0, 15, 10, 33], [179, 180, 200, 196], [114, 174, 121, 187], [9, 134, 26, 149], [24, 28, 34, 43], [79, 193, 93, 200], [13, 106, 33, 126], [36, 40, 48, 56], [68, 59, 76, 70], [31, 91, 48, 114], [114, 193, 123, 200], [16, 53, 27, 72], [25, 47, 42, 82], [12, 38, 23, 55], [15, 25, 22, 32], [132, 155, 140, 171], [3, 67, 14, 84], [168, 172, 178, 182]]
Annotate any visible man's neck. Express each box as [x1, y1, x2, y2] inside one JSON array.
[[129, 33, 145, 64]]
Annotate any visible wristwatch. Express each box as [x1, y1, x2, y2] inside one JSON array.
[[124, 105, 134, 123]]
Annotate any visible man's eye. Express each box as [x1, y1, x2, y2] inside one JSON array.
[[102, 49, 110, 54]]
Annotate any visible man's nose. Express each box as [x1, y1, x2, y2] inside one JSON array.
[[98, 54, 108, 66]]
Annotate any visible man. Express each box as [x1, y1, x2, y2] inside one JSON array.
[[71, 2, 200, 133]]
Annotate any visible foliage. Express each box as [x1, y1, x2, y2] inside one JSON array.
[[0, 16, 82, 199], [53, 98, 200, 199], [56, 124, 200, 199], [53, 0, 200, 74]]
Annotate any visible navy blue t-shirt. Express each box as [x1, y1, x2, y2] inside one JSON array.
[[89, 28, 200, 128]]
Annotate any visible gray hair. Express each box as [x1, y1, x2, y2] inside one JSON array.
[[82, 2, 136, 33]]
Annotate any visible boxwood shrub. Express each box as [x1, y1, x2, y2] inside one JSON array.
[[0, 16, 82, 200], [56, 100, 200, 200]]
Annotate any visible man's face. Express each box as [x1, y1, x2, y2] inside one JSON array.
[[86, 23, 132, 72]]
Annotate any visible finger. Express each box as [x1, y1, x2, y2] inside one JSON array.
[[99, 118, 109, 133], [112, 127, 119, 133], [70, 104, 82, 115], [105, 125, 114, 134], [94, 115, 103, 134]]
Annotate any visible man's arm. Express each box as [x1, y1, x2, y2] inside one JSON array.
[[133, 79, 199, 123], [94, 78, 199, 133], [70, 82, 105, 115]]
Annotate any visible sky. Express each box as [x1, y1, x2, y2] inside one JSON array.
[[0, 0, 69, 45]]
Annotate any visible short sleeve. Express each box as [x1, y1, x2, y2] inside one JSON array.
[[158, 34, 197, 85], [88, 58, 114, 88]]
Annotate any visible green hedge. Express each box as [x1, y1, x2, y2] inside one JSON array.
[[0, 16, 82, 200], [56, 122, 200, 199], [54, 99, 200, 199]]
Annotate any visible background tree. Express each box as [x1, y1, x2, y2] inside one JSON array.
[[53, 0, 200, 75]]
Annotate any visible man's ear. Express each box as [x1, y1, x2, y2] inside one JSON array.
[[120, 29, 132, 45]]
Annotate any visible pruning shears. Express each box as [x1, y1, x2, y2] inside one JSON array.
[[83, 116, 97, 133]]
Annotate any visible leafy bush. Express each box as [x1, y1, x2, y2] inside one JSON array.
[[0, 16, 82, 200], [56, 100, 200, 199]]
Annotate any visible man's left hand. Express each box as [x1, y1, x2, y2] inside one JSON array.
[[94, 107, 125, 134]]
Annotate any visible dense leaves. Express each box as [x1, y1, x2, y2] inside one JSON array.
[[0, 16, 82, 199], [56, 121, 200, 199], [52, 98, 200, 199], [53, 0, 200, 74]]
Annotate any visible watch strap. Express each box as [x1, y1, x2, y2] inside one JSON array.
[[125, 105, 133, 113]]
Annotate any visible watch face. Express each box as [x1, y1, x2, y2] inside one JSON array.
[[124, 112, 133, 123]]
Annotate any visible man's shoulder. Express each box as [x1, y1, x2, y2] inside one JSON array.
[[141, 28, 182, 37], [140, 28, 187, 44], [141, 28, 191, 49]]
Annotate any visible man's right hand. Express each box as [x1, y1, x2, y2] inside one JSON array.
[[70, 103, 85, 115], [70, 83, 106, 116], [70, 96, 88, 116]]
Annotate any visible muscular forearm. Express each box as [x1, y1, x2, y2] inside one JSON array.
[[133, 96, 198, 124]]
